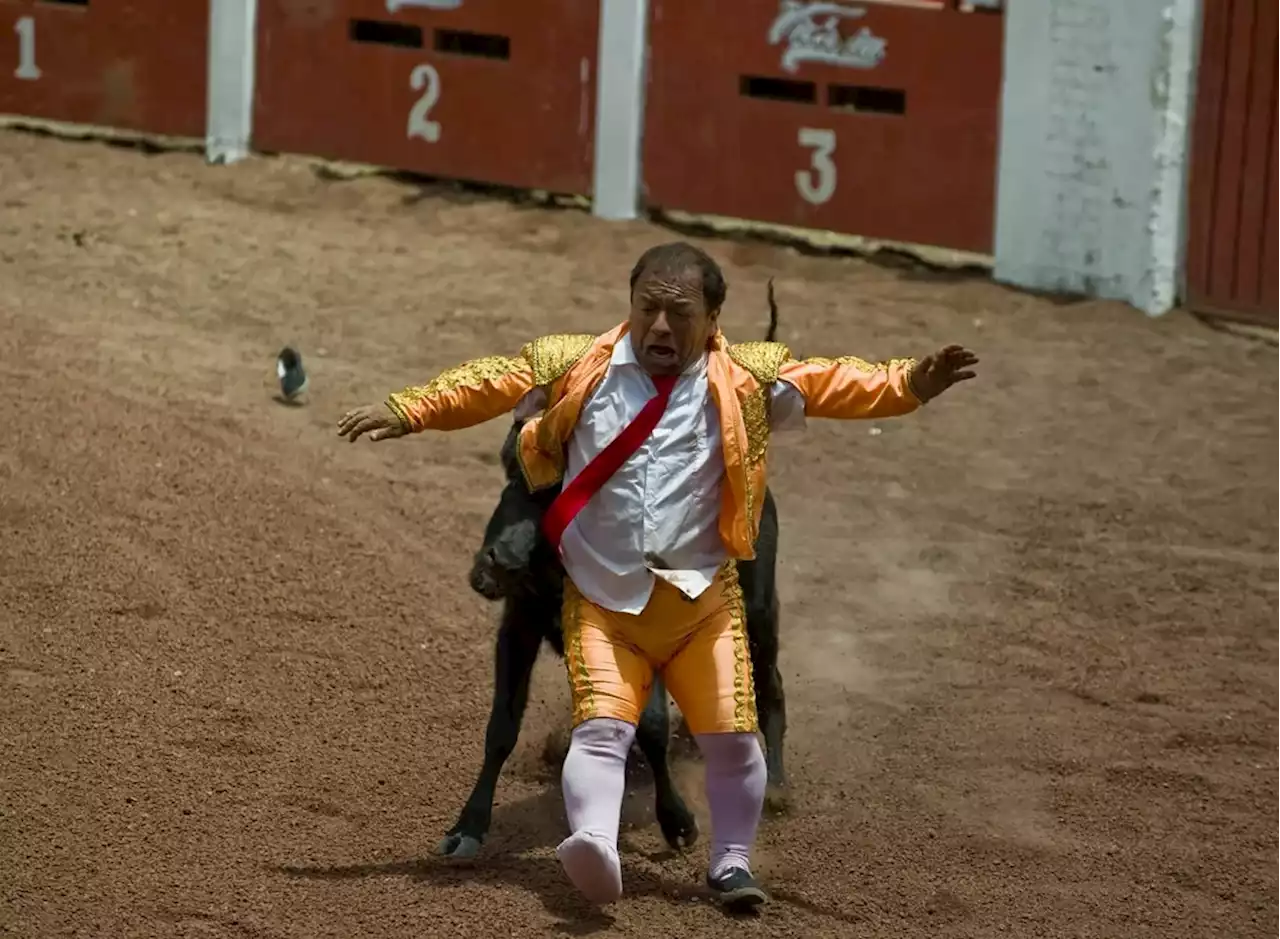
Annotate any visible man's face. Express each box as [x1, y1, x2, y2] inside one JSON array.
[[628, 266, 719, 376]]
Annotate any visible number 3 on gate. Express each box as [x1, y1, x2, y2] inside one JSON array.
[[406, 63, 441, 143], [795, 128, 836, 206]]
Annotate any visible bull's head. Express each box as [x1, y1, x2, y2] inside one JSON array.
[[468, 418, 559, 601]]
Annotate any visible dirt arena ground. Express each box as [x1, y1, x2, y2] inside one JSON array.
[[0, 130, 1275, 939]]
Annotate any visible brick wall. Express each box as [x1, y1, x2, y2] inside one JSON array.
[[993, 0, 1201, 315]]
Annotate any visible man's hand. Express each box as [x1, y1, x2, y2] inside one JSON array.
[[908, 345, 979, 403], [337, 403, 409, 443]]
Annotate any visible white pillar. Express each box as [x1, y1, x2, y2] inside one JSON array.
[[592, 0, 649, 221], [993, 0, 1201, 315], [206, 0, 259, 165]]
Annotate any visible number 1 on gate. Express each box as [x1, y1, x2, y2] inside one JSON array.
[[14, 16, 40, 81]]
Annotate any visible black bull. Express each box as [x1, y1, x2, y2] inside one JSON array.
[[438, 297, 788, 861]]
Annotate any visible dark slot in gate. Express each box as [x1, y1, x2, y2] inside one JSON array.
[[739, 75, 817, 105], [435, 30, 510, 60], [348, 19, 424, 49], [828, 85, 906, 115]]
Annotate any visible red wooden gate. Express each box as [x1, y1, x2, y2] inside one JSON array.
[[1184, 0, 1277, 325], [643, 0, 1004, 254], [253, 0, 599, 196], [0, 0, 208, 138]]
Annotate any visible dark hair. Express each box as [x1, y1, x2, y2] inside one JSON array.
[[628, 241, 727, 311]]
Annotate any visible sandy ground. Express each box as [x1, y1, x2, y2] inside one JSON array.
[[0, 131, 1276, 939]]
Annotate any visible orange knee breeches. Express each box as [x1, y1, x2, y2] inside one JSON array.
[[561, 563, 758, 735]]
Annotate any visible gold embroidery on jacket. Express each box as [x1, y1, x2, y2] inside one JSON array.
[[801, 354, 916, 373], [561, 579, 597, 726], [728, 341, 791, 385], [729, 341, 789, 471], [385, 396, 412, 430], [740, 388, 770, 467], [720, 562, 758, 733], [521, 334, 595, 387], [389, 355, 528, 414]]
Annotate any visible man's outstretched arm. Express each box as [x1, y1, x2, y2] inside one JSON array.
[[337, 333, 597, 442], [776, 345, 978, 421], [337, 352, 537, 443], [386, 354, 538, 433]]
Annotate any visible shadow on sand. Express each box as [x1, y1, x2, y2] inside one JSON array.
[[273, 782, 866, 932]]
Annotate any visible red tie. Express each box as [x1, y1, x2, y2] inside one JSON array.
[[542, 373, 678, 553]]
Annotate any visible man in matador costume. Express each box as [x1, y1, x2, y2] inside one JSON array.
[[338, 242, 979, 910]]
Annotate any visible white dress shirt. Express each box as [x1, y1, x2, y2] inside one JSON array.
[[515, 334, 806, 614]]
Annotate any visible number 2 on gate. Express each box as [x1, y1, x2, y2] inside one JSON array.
[[406, 63, 441, 143], [14, 16, 41, 82], [795, 127, 836, 206]]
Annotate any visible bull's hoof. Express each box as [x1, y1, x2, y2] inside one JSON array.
[[763, 783, 791, 817], [435, 833, 484, 860], [657, 804, 699, 850]]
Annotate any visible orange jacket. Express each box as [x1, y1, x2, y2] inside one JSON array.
[[386, 323, 921, 559]]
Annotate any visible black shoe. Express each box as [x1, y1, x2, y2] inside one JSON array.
[[707, 867, 768, 911]]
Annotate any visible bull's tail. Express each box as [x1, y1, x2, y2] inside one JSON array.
[[765, 278, 779, 343]]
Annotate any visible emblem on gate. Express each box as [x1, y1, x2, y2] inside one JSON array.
[[768, 1, 887, 74]]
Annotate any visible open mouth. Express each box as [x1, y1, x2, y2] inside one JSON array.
[[646, 345, 678, 366]]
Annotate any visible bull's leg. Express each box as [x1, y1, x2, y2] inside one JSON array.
[[748, 601, 789, 813], [755, 668, 788, 812], [739, 494, 786, 811], [634, 677, 698, 849], [437, 607, 543, 859]]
